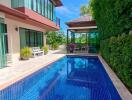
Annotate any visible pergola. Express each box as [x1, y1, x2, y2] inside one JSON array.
[[66, 15, 100, 53]]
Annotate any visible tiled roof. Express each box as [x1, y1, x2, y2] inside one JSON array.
[[51, 0, 63, 7], [66, 14, 93, 24]]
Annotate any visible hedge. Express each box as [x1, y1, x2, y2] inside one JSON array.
[[100, 34, 132, 92], [90, 0, 132, 92], [90, 0, 132, 39]]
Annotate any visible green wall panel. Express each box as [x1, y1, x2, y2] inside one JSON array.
[[0, 23, 7, 68]]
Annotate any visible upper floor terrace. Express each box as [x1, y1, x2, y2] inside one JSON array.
[[0, 0, 62, 30]]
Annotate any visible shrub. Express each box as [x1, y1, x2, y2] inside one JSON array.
[[42, 46, 48, 55], [51, 43, 59, 50], [100, 34, 132, 92], [90, 0, 132, 93], [90, 0, 132, 39], [20, 47, 32, 60]]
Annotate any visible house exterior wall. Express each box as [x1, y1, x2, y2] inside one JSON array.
[[0, 12, 5, 18], [5, 17, 46, 63], [0, 0, 62, 65], [0, 0, 11, 7]]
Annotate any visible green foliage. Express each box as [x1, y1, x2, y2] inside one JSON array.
[[80, 2, 94, 16], [75, 34, 87, 43], [20, 47, 32, 60], [42, 46, 48, 54], [51, 43, 59, 50], [100, 34, 132, 92], [80, 5, 90, 15], [90, 0, 132, 39], [90, 0, 132, 92], [46, 31, 66, 45], [46, 31, 66, 50]]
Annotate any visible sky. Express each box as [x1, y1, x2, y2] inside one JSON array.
[[55, 0, 89, 33]]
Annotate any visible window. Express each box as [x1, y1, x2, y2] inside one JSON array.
[[51, 3, 53, 20], [11, 0, 24, 8], [49, 2, 52, 20], [48, 0, 51, 19], [45, 0, 48, 17], [37, 0, 41, 14], [0, 17, 4, 23], [41, 0, 45, 16], [11, 0, 55, 21], [0, 28, 7, 68], [53, 5, 56, 22], [33, 0, 37, 11], [20, 28, 43, 49]]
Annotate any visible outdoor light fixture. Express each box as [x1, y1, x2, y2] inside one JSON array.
[[15, 27, 18, 31]]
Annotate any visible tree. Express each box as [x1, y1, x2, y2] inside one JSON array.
[[80, 5, 89, 16], [46, 31, 66, 45], [80, 1, 95, 17]]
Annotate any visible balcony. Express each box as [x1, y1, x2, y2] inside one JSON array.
[[15, 7, 60, 30], [11, 0, 62, 30], [53, 17, 60, 27]]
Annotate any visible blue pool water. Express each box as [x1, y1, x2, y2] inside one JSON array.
[[0, 56, 121, 100]]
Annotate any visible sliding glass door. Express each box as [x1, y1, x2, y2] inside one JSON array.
[[88, 31, 100, 53], [0, 23, 7, 68], [20, 28, 43, 49]]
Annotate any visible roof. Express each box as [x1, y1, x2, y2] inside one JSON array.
[[67, 14, 93, 23], [51, 0, 63, 7], [66, 14, 96, 28], [66, 15, 97, 32]]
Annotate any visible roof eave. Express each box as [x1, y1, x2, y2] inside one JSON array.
[[50, 0, 63, 7], [66, 20, 96, 27], [0, 4, 28, 19]]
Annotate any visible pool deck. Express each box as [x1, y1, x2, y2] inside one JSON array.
[[0, 51, 132, 100], [0, 50, 65, 90]]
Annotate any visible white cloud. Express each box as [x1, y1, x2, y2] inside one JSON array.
[[56, 6, 77, 18]]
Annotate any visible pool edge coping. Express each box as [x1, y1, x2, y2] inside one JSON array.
[[0, 54, 131, 100], [98, 55, 132, 100]]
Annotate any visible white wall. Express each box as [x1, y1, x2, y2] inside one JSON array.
[[5, 17, 46, 63], [0, 12, 5, 18], [0, 0, 11, 7]]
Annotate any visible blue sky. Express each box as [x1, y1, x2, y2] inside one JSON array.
[[55, 0, 89, 32]]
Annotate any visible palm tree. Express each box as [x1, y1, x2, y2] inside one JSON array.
[[80, 5, 89, 16]]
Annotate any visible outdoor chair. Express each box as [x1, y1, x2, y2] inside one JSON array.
[[31, 47, 44, 57], [81, 45, 89, 52]]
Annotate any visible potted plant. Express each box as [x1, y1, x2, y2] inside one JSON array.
[[20, 47, 32, 60], [42, 46, 48, 55]]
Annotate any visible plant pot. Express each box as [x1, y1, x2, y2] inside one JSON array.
[[21, 57, 29, 60], [44, 52, 48, 55]]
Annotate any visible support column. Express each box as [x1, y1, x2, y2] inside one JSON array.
[[43, 33, 46, 46], [86, 33, 88, 44], [67, 29, 69, 53]]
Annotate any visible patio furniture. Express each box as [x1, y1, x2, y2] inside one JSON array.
[[68, 43, 76, 53], [31, 47, 44, 57], [74, 44, 81, 53], [74, 47, 80, 53], [81, 45, 89, 52]]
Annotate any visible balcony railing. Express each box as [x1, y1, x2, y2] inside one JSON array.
[[53, 17, 60, 27]]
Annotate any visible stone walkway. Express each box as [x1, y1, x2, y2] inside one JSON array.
[[0, 50, 65, 90]]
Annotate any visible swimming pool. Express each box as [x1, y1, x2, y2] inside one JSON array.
[[0, 56, 121, 100]]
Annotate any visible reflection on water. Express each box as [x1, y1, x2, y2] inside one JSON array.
[[0, 56, 121, 100], [43, 56, 121, 100]]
